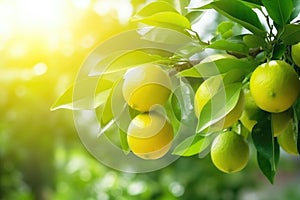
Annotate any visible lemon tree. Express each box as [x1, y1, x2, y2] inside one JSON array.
[[52, 0, 300, 183]]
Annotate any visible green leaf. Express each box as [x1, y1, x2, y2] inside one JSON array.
[[173, 78, 197, 125], [172, 134, 211, 156], [175, 42, 204, 59], [179, 58, 257, 78], [94, 50, 163, 75], [161, 0, 190, 15], [217, 21, 234, 35], [119, 128, 130, 154], [240, 0, 263, 6], [176, 0, 190, 15], [171, 92, 182, 122], [252, 111, 280, 183], [292, 99, 300, 154], [185, 11, 203, 24], [217, 21, 235, 39], [280, 24, 300, 45], [195, 0, 266, 36], [138, 27, 194, 45], [208, 39, 249, 54], [51, 77, 113, 111], [101, 88, 113, 125], [197, 83, 242, 133], [257, 142, 280, 184], [134, 1, 178, 18], [272, 43, 286, 60], [133, 11, 191, 31], [243, 34, 267, 48], [262, 0, 293, 25], [291, 0, 300, 20]]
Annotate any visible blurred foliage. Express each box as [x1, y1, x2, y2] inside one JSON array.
[[1, 0, 300, 200]]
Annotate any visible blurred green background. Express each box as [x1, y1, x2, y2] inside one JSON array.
[[1, 0, 300, 199]]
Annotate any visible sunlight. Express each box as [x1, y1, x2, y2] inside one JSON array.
[[15, 0, 68, 31]]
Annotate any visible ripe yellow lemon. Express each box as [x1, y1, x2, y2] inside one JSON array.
[[277, 120, 299, 155], [194, 76, 244, 129], [292, 42, 300, 67], [250, 60, 300, 113], [122, 64, 171, 112], [211, 131, 249, 173], [127, 112, 173, 159]]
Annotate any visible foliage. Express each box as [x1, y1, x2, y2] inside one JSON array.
[[52, 0, 300, 184]]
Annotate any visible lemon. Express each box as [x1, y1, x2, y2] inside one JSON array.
[[239, 88, 260, 131], [194, 75, 223, 118], [211, 131, 249, 173], [122, 64, 171, 112], [271, 110, 291, 137], [292, 42, 300, 67], [194, 76, 244, 129], [127, 112, 173, 159], [250, 60, 300, 113], [277, 120, 299, 155]]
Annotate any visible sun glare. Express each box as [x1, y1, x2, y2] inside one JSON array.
[[0, 0, 133, 73], [15, 0, 67, 31]]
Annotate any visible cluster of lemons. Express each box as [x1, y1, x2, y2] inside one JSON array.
[[122, 64, 174, 160], [121, 42, 300, 174], [195, 42, 300, 173]]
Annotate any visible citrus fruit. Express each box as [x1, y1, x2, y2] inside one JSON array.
[[211, 131, 249, 173], [127, 112, 173, 159], [194, 75, 223, 118], [292, 42, 300, 67], [194, 76, 245, 129], [250, 60, 300, 113], [277, 120, 299, 155], [272, 110, 291, 137], [122, 64, 171, 112], [239, 88, 260, 131]]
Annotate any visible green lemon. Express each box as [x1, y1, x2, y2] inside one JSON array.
[[211, 131, 249, 173]]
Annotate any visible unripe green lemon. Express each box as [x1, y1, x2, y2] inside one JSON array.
[[122, 64, 171, 112], [211, 131, 249, 173], [292, 42, 300, 67], [277, 120, 299, 155], [250, 60, 300, 113], [127, 112, 173, 160]]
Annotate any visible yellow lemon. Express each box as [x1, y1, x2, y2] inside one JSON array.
[[250, 60, 300, 113], [194, 76, 244, 129], [122, 64, 171, 112], [127, 112, 173, 159]]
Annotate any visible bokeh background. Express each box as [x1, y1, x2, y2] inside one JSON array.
[[1, 0, 300, 199]]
